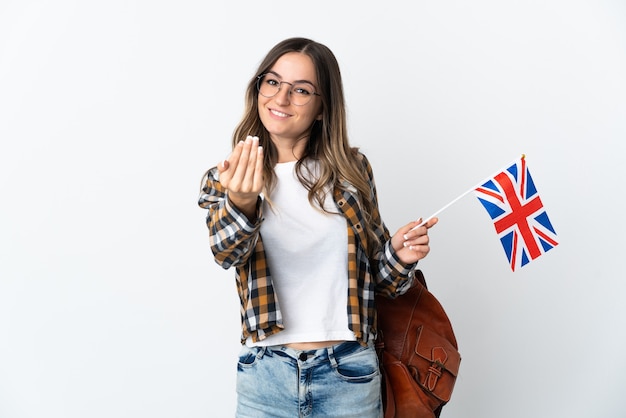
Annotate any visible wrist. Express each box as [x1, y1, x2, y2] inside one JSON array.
[[227, 193, 259, 220]]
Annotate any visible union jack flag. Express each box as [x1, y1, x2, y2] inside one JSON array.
[[474, 157, 558, 271]]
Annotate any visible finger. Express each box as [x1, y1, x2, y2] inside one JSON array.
[[407, 216, 438, 236], [232, 137, 254, 185], [400, 219, 421, 236], [217, 159, 230, 173], [252, 141, 264, 191], [222, 140, 244, 174], [408, 244, 430, 256], [404, 219, 427, 240], [218, 141, 244, 187], [243, 137, 260, 187], [403, 233, 429, 248], [241, 136, 259, 175], [425, 217, 439, 229]]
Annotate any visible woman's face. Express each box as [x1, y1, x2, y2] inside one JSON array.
[[257, 52, 323, 146]]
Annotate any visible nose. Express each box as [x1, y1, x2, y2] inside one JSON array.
[[274, 82, 292, 105]]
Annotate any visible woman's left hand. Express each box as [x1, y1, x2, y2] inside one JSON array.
[[390, 217, 438, 265]]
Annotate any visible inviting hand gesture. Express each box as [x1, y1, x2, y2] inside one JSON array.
[[217, 135, 264, 219]]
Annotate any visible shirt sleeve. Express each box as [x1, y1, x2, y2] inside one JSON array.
[[198, 167, 263, 269]]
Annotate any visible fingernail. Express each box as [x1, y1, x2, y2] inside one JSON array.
[[403, 234, 408, 240]]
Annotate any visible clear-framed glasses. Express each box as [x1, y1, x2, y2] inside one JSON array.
[[256, 73, 320, 106]]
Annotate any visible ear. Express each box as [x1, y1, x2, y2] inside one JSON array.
[[315, 112, 323, 121]]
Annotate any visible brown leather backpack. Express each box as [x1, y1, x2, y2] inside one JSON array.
[[375, 270, 461, 418]]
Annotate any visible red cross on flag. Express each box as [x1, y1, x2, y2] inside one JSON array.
[[474, 156, 559, 271]]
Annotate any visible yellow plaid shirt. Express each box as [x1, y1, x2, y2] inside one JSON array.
[[198, 153, 417, 344]]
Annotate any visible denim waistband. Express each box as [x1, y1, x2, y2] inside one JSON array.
[[260, 339, 374, 366]]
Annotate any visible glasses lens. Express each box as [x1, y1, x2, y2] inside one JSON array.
[[257, 75, 279, 98], [290, 82, 316, 106]]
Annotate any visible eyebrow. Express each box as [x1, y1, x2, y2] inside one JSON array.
[[266, 70, 316, 86]]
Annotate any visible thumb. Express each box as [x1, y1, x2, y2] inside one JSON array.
[[218, 159, 230, 172]]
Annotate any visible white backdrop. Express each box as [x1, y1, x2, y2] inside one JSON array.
[[1, 1, 625, 417]]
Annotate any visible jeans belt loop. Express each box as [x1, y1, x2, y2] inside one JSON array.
[[327, 345, 338, 368], [257, 346, 267, 360]]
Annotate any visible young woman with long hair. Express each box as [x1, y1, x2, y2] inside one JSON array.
[[198, 37, 437, 417]]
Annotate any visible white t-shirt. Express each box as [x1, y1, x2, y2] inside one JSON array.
[[249, 160, 354, 347]]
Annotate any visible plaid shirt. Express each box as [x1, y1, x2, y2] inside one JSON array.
[[198, 153, 417, 344]]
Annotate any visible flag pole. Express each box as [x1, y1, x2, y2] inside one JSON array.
[[410, 154, 525, 231]]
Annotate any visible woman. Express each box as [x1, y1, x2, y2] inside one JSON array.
[[198, 37, 437, 418]]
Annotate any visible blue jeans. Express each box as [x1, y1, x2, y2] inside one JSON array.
[[236, 340, 382, 418]]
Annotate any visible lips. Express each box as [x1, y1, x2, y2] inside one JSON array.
[[270, 108, 290, 118]]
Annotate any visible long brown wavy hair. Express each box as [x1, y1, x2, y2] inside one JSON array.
[[232, 37, 382, 253]]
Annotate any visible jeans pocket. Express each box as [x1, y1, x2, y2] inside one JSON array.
[[237, 345, 261, 370], [333, 344, 380, 383]]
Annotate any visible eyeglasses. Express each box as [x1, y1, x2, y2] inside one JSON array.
[[256, 74, 320, 106]]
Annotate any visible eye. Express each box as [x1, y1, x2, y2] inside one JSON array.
[[293, 84, 313, 96], [265, 77, 280, 86]]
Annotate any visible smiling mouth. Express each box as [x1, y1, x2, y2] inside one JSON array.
[[270, 109, 290, 118]]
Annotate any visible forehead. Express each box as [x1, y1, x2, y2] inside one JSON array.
[[268, 52, 317, 82]]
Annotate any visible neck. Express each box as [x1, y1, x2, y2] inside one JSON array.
[[272, 136, 308, 163]]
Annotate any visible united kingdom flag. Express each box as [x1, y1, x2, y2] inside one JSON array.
[[474, 157, 558, 271]]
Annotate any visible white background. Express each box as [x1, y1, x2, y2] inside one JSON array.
[[1, 1, 625, 417]]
